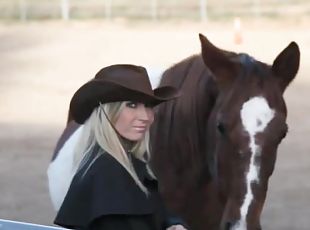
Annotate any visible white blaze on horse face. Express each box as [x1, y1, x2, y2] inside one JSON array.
[[233, 96, 275, 230]]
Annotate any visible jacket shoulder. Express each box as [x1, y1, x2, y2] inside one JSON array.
[[54, 152, 155, 229]]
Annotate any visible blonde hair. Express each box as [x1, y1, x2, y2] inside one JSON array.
[[72, 102, 152, 194]]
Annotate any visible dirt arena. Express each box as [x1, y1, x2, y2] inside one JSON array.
[[0, 19, 309, 229]]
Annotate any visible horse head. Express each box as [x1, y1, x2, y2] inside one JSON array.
[[199, 34, 300, 230]]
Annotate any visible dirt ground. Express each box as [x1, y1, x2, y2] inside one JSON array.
[[0, 19, 309, 229]]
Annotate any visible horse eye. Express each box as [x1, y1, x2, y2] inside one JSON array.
[[279, 124, 289, 139], [281, 131, 287, 140], [217, 121, 226, 135], [280, 127, 288, 140]]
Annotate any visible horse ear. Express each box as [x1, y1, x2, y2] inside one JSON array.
[[272, 42, 300, 92], [199, 33, 237, 88]]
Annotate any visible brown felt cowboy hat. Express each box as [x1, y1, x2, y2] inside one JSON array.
[[70, 64, 180, 124]]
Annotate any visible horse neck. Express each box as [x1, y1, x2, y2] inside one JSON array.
[[52, 121, 81, 161], [152, 55, 218, 184]]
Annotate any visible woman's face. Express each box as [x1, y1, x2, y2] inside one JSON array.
[[114, 102, 154, 141]]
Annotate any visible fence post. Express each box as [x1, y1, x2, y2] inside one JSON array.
[[105, 0, 112, 20], [19, 0, 27, 21], [253, 0, 261, 18], [199, 0, 207, 21], [60, 0, 70, 20], [151, 0, 158, 21]]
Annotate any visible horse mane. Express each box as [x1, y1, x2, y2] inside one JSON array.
[[151, 54, 218, 187]]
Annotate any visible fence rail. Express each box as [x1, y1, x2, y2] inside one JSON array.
[[0, 0, 309, 21]]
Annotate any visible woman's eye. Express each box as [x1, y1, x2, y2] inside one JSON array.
[[126, 102, 138, 108]]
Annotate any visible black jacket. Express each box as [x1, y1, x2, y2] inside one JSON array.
[[54, 150, 181, 230]]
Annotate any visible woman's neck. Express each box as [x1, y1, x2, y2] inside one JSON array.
[[119, 136, 136, 152]]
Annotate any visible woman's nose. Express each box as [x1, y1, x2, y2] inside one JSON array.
[[138, 106, 153, 121]]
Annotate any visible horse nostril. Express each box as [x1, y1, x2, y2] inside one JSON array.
[[225, 221, 232, 230], [224, 221, 238, 230]]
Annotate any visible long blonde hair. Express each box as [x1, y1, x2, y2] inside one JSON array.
[[72, 102, 152, 194]]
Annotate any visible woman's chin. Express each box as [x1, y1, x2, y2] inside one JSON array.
[[125, 133, 145, 141]]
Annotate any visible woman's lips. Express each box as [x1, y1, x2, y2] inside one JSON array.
[[133, 126, 147, 132]]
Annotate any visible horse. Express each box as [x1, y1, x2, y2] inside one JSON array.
[[47, 34, 300, 230], [150, 34, 300, 230]]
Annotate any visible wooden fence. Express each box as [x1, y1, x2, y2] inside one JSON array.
[[0, 0, 308, 21]]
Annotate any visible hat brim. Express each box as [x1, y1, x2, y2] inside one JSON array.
[[70, 80, 180, 124]]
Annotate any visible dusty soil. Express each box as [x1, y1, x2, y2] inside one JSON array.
[[0, 20, 309, 229]]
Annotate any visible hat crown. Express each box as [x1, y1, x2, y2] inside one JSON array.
[[94, 64, 153, 95], [70, 64, 180, 124]]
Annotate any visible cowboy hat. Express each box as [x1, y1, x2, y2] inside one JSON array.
[[69, 64, 180, 124]]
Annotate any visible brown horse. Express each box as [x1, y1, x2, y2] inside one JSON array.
[[48, 34, 300, 230], [150, 34, 300, 230]]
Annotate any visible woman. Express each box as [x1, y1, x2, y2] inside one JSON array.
[[54, 64, 187, 230]]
